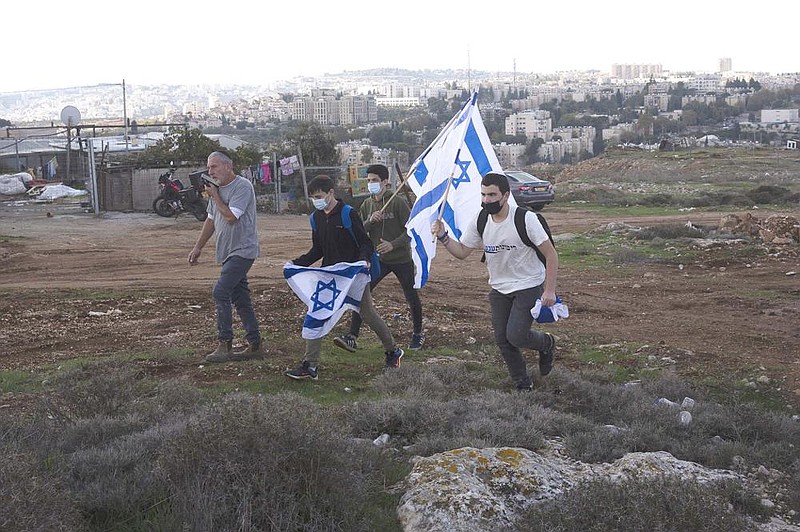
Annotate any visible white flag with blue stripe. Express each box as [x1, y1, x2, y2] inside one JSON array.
[[284, 261, 370, 339], [405, 91, 503, 288]]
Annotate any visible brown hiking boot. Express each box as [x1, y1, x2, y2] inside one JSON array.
[[231, 342, 265, 361], [205, 340, 233, 363]]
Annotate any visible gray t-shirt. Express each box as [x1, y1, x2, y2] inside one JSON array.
[[208, 176, 260, 264]]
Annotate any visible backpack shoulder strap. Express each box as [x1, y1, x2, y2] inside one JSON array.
[[340, 204, 356, 243], [514, 208, 535, 248], [514, 207, 549, 266], [309, 211, 317, 232], [536, 213, 554, 243], [477, 209, 489, 262], [477, 208, 489, 237]]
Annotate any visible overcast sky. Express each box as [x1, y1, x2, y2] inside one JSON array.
[[3, 0, 797, 93]]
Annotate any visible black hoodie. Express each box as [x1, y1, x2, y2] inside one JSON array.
[[293, 199, 373, 267]]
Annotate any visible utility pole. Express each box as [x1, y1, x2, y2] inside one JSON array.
[[467, 46, 471, 93], [513, 58, 517, 87], [123, 79, 129, 152]]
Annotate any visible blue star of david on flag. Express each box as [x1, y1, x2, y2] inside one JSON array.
[[451, 156, 471, 188], [311, 279, 341, 312], [404, 91, 505, 289], [284, 261, 370, 339]]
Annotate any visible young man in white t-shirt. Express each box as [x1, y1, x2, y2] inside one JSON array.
[[431, 172, 559, 390]]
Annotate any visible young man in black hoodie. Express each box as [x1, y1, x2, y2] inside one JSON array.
[[285, 175, 404, 380], [334, 163, 424, 352]]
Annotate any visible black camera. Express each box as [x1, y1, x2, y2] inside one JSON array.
[[189, 170, 219, 188]]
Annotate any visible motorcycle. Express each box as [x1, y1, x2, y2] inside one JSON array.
[[152, 167, 208, 221]]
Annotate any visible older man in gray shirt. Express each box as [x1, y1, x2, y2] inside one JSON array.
[[188, 150, 262, 362]]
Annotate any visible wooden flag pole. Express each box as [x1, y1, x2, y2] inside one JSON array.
[[376, 164, 414, 214]]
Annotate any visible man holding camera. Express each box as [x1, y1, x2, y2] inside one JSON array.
[[188, 150, 263, 362]]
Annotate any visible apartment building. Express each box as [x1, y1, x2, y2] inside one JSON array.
[[553, 126, 595, 148], [505, 110, 552, 139], [686, 74, 723, 93], [761, 109, 800, 123], [375, 96, 425, 107], [611, 64, 663, 79], [289, 95, 376, 125], [682, 94, 718, 106], [494, 142, 526, 168], [644, 93, 671, 112], [336, 139, 407, 168], [724, 93, 748, 109], [338, 95, 378, 125], [602, 122, 635, 143]]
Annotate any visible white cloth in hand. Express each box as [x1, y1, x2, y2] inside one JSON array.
[[531, 297, 569, 323]]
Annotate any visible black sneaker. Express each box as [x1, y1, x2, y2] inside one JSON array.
[[285, 361, 318, 380], [333, 334, 358, 353], [517, 383, 533, 392], [539, 333, 556, 376], [384, 347, 404, 369], [409, 333, 424, 350]]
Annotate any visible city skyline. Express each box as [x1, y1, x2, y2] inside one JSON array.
[[3, 0, 798, 94]]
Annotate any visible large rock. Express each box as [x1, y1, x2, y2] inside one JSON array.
[[720, 212, 799, 243], [397, 444, 744, 532]]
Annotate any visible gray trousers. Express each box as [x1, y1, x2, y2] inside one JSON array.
[[488, 285, 550, 388], [304, 285, 395, 365]]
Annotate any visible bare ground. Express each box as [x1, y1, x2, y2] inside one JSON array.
[[1, 197, 799, 411]]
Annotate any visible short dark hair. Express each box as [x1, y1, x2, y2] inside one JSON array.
[[481, 172, 510, 194], [366, 164, 389, 181], [308, 175, 334, 195]]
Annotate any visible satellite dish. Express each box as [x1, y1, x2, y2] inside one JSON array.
[[60, 105, 81, 126]]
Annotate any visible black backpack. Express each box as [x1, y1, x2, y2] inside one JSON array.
[[477, 207, 554, 265]]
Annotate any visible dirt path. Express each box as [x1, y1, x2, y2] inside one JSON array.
[[1, 199, 799, 408]]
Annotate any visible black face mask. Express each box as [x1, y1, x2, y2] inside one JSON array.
[[481, 200, 502, 215]]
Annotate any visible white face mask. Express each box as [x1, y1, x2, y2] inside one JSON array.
[[368, 182, 382, 195], [312, 197, 328, 210]]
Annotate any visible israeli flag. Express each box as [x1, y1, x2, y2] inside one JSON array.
[[284, 261, 370, 339], [404, 91, 503, 288]]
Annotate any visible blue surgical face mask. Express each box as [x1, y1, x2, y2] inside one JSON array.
[[312, 197, 328, 210], [368, 182, 382, 195]]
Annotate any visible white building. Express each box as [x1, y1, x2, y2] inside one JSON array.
[[336, 140, 394, 167], [644, 93, 671, 112], [760, 109, 800, 123], [289, 95, 376, 125], [686, 74, 723, 93], [602, 122, 635, 142], [494, 142, 526, 168], [610, 64, 663, 79], [375, 97, 425, 107], [505, 110, 552, 139]]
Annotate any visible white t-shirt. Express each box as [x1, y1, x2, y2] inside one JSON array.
[[460, 205, 549, 294]]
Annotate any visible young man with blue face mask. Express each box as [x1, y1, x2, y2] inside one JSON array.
[[431, 172, 559, 391], [285, 175, 404, 380], [334, 164, 424, 353]]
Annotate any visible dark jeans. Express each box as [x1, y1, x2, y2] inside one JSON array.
[[488, 285, 550, 388], [349, 259, 422, 337], [213, 255, 260, 344]]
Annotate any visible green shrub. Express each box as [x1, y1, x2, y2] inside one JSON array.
[[745, 185, 793, 204], [0, 449, 84, 531], [635, 222, 708, 240], [521, 476, 763, 531], [369, 362, 496, 400], [160, 392, 399, 531], [48, 359, 147, 419]]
